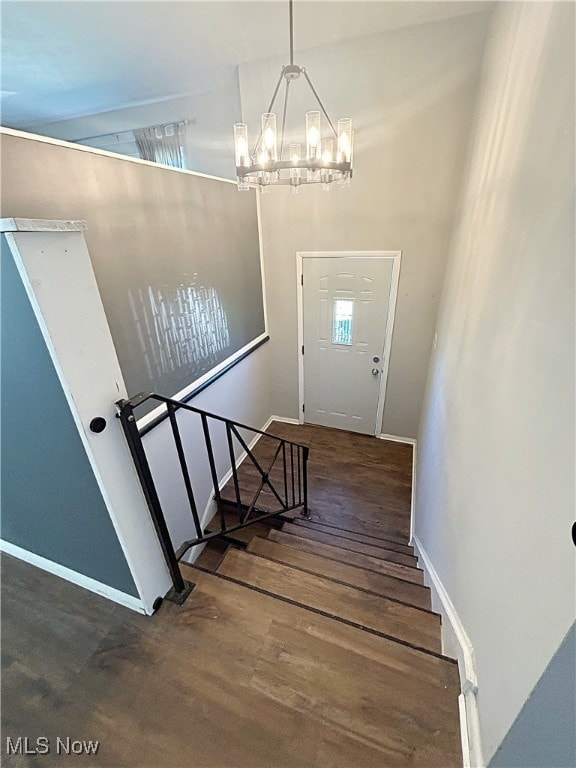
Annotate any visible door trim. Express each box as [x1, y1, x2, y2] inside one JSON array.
[[297, 251, 402, 436]]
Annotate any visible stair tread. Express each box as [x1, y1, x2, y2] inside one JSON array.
[[247, 537, 431, 610], [178, 564, 460, 767], [269, 529, 425, 585], [216, 548, 441, 654], [281, 522, 418, 566], [291, 518, 415, 555]]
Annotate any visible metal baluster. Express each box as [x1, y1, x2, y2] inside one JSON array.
[[201, 413, 226, 532], [226, 422, 243, 520], [302, 445, 310, 517], [282, 442, 288, 508], [297, 446, 302, 506], [167, 403, 203, 539], [290, 443, 295, 507]]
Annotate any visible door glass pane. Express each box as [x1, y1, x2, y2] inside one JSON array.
[[332, 299, 354, 345]]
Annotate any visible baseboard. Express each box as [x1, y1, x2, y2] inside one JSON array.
[[269, 415, 300, 426], [0, 539, 146, 614], [410, 444, 416, 545], [459, 694, 471, 768], [412, 534, 484, 767], [378, 433, 417, 445]]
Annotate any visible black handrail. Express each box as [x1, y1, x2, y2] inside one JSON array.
[[116, 392, 309, 604]]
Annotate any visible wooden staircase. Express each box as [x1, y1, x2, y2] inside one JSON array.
[[181, 509, 462, 766]]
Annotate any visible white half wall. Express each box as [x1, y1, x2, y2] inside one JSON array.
[[414, 3, 575, 764], [143, 339, 274, 556]]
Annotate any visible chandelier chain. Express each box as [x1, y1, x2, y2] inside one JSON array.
[[289, 0, 294, 66]]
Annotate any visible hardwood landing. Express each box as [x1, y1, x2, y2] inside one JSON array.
[[219, 422, 414, 543]]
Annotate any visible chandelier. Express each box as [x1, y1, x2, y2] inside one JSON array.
[[233, 0, 353, 192]]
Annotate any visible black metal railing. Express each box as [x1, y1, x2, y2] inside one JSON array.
[[116, 392, 309, 603]]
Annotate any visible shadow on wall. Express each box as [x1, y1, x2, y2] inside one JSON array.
[[126, 279, 231, 383]]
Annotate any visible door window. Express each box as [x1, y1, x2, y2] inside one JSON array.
[[332, 298, 354, 345]]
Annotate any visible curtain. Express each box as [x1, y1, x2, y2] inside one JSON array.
[[133, 121, 187, 168]]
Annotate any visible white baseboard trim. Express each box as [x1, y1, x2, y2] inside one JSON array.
[[269, 415, 301, 426], [413, 535, 478, 690], [378, 432, 417, 445], [459, 694, 471, 768], [410, 444, 417, 545], [412, 534, 484, 767], [0, 539, 146, 614]]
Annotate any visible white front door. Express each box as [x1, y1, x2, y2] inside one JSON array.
[[301, 254, 398, 436]]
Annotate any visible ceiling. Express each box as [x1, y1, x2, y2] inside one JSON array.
[[1, 1, 489, 129]]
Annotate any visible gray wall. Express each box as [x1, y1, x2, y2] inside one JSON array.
[[1, 235, 138, 596], [239, 10, 491, 437], [414, 2, 575, 762], [489, 623, 576, 768], [0, 129, 276, 564], [0, 133, 264, 417]]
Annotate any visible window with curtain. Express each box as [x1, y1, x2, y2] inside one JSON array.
[[133, 121, 187, 168], [74, 120, 188, 168]]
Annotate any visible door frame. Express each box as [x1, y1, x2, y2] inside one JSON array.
[[297, 250, 402, 436]]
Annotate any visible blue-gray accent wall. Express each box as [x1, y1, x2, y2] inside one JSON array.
[[1, 235, 138, 597], [489, 623, 576, 768]]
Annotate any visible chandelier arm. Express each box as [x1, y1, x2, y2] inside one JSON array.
[[279, 78, 291, 160], [250, 68, 286, 160], [302, 70, 339, 139]]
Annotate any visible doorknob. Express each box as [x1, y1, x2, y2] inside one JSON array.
[[371, 368, 380, 376]]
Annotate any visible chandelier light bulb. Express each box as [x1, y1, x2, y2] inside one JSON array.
[[261, 113, 278, 164], [338, 133, 351, 162], [237, 137, 248, 163], [309, 127, 320, 154], [290, 143, 301, 164], [264, 127, 275, 150], [234, 123, 250, 167], [306, 111, 321, 161], [337, 118, 353, 163]]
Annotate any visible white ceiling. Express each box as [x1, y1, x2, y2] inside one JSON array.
[[1, 1, 489, 129]]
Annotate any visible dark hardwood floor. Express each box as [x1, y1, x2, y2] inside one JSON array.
[[220, 422, 414, 543], [2, 423, 461, 767]]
